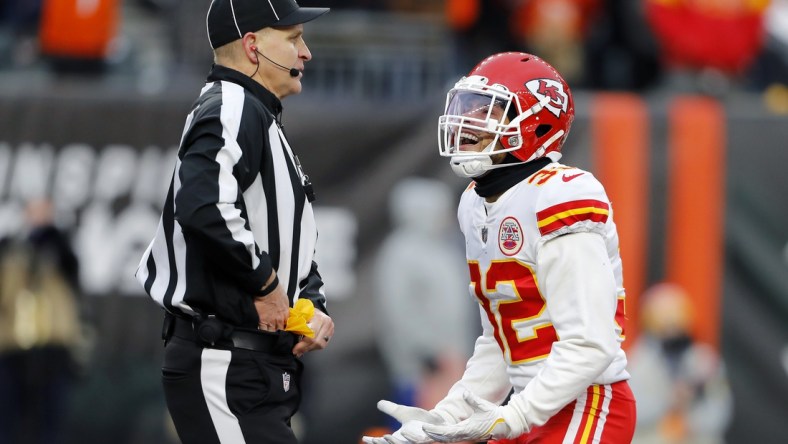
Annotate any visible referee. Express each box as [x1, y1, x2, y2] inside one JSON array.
[[135, 1, 333, 443]]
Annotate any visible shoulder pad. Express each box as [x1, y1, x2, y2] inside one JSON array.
[[533, 164, 610, 237]]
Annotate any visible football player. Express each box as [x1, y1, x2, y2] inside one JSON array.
[[364, 52, 636, 444]]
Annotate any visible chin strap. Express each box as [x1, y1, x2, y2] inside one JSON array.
[[450, 138, 499, 178], [451, 156, 493, 178]]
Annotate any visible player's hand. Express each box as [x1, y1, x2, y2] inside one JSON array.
[[422, 391, 526, 442], [292, 309, 334, 357], [361, 428, 414, 444], [254, 279, 289, 332], [361, 400, 447, 444]]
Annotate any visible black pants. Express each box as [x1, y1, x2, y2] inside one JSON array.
[[162, 336, 303, 444]]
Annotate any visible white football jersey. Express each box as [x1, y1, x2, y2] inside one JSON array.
[[438, 162, 630, 428]]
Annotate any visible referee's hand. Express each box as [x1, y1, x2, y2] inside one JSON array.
[[254, 283, 289, 332], [292, 309, 334, 357]]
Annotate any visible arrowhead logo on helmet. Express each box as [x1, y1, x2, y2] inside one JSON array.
[[525, 79, 568, 118]]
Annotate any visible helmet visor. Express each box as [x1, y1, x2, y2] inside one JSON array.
[[445, 91, 508, 123], [438, 89, 517, 158]]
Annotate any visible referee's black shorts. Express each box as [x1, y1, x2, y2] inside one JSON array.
[[161, 325, 303, 444]]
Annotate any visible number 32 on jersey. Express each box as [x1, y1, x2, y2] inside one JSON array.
[[469, 259, 558, 364], [469, 259, 627, 364]]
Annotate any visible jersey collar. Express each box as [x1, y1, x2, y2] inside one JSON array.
[[207, 64, 283, 117]]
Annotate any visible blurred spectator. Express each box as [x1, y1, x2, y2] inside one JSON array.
[[583, 0, 664, 90], [764, 0, 788, 55], [628, 282, 732, 444], [645, 0, 770, 94], [746, 0, 788, 92], [0, 198, 87, 444], [372, 177, 475, 429], [38, 0, 120, 73], [646, 0, 768, 74], [510, 0, 602, 85], [445, 0, 520, 77]]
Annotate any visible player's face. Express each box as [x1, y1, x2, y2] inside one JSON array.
[[447, 92, 509, 162]]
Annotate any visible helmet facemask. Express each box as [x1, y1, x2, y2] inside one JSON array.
[[438, 76, 554, 178]]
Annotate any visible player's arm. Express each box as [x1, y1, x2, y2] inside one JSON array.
[[494, 173, 622, 427], [508, 231, 619, 426]]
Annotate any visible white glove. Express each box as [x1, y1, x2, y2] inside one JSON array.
[[422, 391, 527, 442], [362, 400, 448, 444], [361, 429, 409, 444]]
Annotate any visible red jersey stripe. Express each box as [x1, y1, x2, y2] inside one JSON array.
[[537, 200, 610, 236]]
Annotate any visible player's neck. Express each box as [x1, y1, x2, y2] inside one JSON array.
[[474, 157, 551, 201], [486, 193, 503, 203]]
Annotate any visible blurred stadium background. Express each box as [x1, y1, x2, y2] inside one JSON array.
[[0, 0, 787, 443]]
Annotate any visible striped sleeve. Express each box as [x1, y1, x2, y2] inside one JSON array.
[[174, 82, 271, 294], [536, 199, 610, 236], [298, 261, 327, 314]]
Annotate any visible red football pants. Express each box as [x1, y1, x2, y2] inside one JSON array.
[[490, 381, 636, 444]]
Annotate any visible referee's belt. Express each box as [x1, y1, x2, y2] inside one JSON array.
[[166, 314, 297, 354]]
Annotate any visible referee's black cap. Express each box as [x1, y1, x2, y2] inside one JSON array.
[[207, 0, 329, 49]]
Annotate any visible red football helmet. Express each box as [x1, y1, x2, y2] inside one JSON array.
[[438, 52, 575, 178]]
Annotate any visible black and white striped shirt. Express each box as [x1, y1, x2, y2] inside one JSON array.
[[136, 65, 326, 327]]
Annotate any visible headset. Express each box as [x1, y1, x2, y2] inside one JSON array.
[[251, 46, 299, 77]]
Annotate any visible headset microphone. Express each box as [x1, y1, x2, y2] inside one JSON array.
[[252, 47, 300, 78]]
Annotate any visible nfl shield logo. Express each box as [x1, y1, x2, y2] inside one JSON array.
[[282, 372, 291, 392]]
